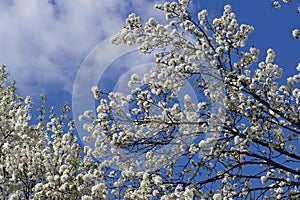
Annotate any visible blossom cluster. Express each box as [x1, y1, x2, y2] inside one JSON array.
[[82, 1, 300, 199], [0, 65, 111, 199]]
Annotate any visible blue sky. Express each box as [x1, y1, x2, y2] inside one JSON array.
[[0, 0, 299, 144]]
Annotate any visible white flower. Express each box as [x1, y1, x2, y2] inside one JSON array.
[[60, 174, 69, 182], [152, 175, 163, 185], [109, 171, 116, 177], [245, 180, 251, 187], [258, 62, 265, 68], [92, 183, 106, 195], [234, 135, 241, 145], [250, 47, 260, 55], [3, 142, 9, 149], [197, 102, 207, 110], [213, 193, 222, 200], [266, 48, 276, 63], [292, 29, 299, 39], [224, 4, 231, 12], [296, 63, 300, 72], [82, 195, 93, 200], [153, 190, 160, 196], [261, 176, 267, 184], [132, 73, 139, 80], [273, 1, 281, 8], [91, 86, 101, 99], [198, 9, 208, 20], [83, 174, 93, 183], [293, 89, 300, 97], [59, 183, 68, 191]]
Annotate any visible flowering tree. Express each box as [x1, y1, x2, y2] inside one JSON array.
[[80, 1, 300, 199], [0, 65, 110, 199]]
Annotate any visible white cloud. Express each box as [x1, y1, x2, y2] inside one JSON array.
[[0, 0, 164, 96]]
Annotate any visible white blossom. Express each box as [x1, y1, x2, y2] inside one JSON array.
[[293, 29, 299, 39], [213, 193, 222, 200]]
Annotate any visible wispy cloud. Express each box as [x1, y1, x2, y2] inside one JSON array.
[[0, 0, 164, 95]]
